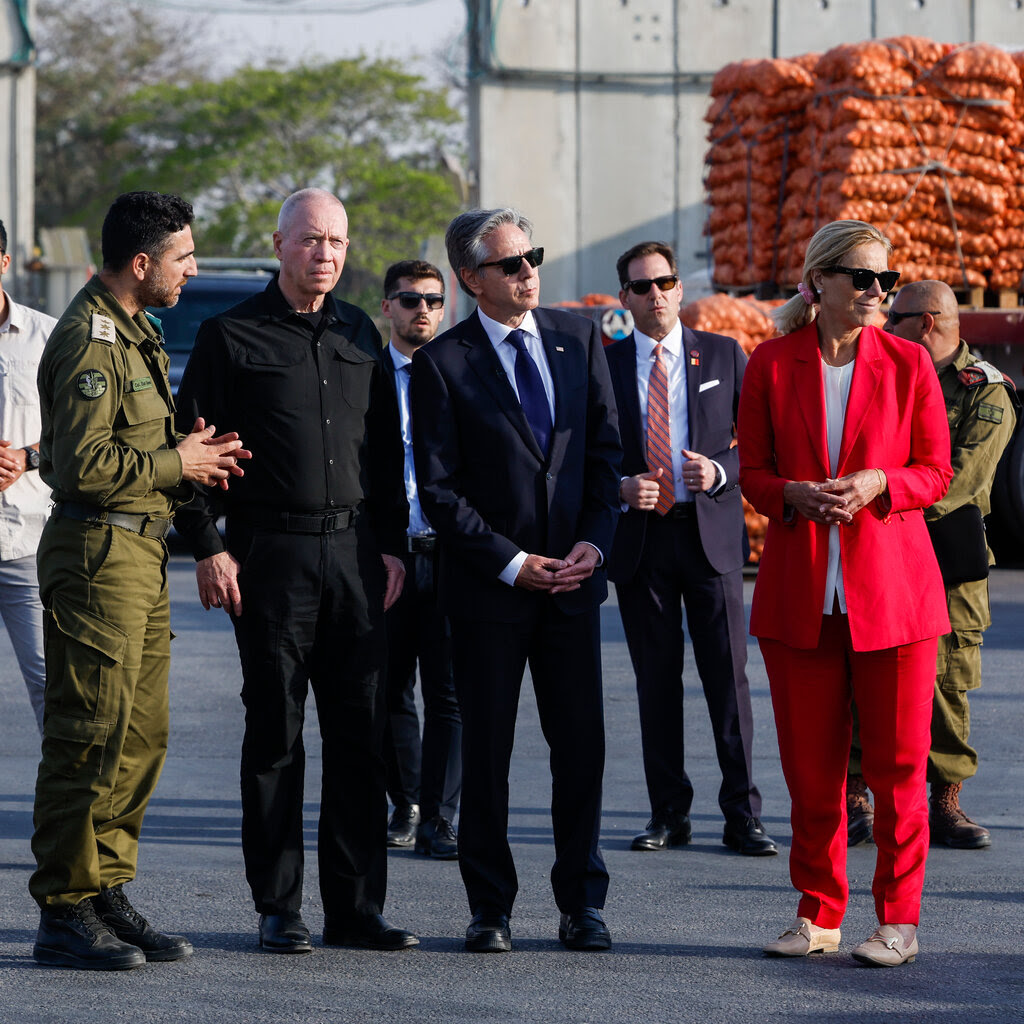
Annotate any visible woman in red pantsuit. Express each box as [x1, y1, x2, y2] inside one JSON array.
[[737, 221, 952, 967]]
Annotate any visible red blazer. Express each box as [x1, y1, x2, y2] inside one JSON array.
[[738, 323, 952, 651]]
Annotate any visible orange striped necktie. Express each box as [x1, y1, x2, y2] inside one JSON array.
[[646, 343, 675, 516]]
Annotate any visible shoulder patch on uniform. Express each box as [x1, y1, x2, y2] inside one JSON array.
[[90, 313, 116, 345], [958, 360, 1005, 388], [978, 403, 1005, 424], [77, 369, 108, 399]]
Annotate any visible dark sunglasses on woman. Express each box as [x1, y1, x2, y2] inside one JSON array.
[[827, 266, 900, 292]]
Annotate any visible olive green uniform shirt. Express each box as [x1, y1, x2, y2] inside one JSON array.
[[927, 341, 1017, 633], [37, 276, 186, 515]]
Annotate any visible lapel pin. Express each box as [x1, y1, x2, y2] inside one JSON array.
[[555, 346, 564, 352], [689, 349, 700, 367]]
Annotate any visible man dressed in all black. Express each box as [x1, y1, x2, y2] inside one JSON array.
[[175, 188, 415, 954]]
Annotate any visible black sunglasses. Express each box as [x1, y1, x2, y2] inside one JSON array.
[[886, 309, 940, 326], [622, 275, 679, 296], [388, 291, 444, 311], [827, 266, 901, 292], [478, 247, 544, 275]]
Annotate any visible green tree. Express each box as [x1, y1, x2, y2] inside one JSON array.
[[34, 0, 208, 233], [113, 58, 463, 302]]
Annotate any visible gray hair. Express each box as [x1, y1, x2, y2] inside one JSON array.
[[277, 188, 346, 235], [446, 207, 534, 297], [773, 220, 893, 336]]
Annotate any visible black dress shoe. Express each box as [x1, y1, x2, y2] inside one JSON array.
[[387, 804, 421, 848], [559, 908, 611, 951], [722, 816, 778, 856], [259, 912, 313, 953], [323, 913, 419, 950], [415, 816, 459, 860], [630, 811, 692, 851], [465, 910, 511, 953], [33, 902, 147, 971], [92, 884, 193, 962]]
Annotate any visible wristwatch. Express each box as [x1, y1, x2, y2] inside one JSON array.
[[23, 447, 40, 471]]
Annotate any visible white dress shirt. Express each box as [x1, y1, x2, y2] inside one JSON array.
[[388, 343, 433, 537], [0, 297, 56, 561], [633, 321, 725, 502], [822, 358, 854, 614]]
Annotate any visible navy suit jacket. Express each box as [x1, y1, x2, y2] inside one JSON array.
[[410, 306, 622, 621], [606, 327, 747, 581]]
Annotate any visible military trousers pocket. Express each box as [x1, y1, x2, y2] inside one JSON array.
[[43, 592, 131, 731], [40, 713, 112, 780]]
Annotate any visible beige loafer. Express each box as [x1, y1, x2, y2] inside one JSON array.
[[763, 917, 841, 957], [852, 925, 918, 967]]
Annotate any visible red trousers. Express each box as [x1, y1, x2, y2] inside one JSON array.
[[759, 614, 936, 928]]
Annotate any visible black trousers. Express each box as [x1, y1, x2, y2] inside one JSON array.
[[228, 520, 388, 920], [449, 601, 608, 917], [384, 549, 462, 821], [616, 514, 760, 823]]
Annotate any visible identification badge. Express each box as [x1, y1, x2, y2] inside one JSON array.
[[90, 313, 116, 345], [128, 376, 153, 393], [77, 369, 108, 399]]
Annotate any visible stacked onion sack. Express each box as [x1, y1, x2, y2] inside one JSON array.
[[704, 57, 817, 289], [680, 294, 780, 562], [777, 37, 1024, 290]]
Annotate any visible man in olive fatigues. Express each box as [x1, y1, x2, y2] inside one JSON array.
[[30, 192, 248, 970], [847, 280, 1017, 849]]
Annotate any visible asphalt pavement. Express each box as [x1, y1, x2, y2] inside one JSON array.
[[1, 557, 1022, 1023]]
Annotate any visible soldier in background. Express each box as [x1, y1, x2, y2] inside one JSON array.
[[847, 280, 1018, 849]]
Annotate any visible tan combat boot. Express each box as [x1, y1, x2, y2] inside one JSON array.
[[846, 773, 874, 846], [929, 780, 991, 849]]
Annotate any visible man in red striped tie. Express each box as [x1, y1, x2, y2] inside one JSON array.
[[604, 241, 777, 858]]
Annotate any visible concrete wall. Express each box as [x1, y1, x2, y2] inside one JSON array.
[[0, 0, 35, 301], [469, 0, 1024, 302]]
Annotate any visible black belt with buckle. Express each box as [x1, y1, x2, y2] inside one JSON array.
[[407, 534, 437, 554], [664, 502, 695, 520], [52, 501, 174, 540], [237, 506, 356, 534]]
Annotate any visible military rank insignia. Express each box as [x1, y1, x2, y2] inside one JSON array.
[[90, 313, 116, 345], [77, 370, 108, 399]]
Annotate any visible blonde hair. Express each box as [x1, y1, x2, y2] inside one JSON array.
[[772, 220, 893, 336]]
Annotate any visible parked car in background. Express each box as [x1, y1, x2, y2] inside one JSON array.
[[149, 261, 274, 393]]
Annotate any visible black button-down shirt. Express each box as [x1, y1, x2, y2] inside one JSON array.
[[174, 276, 407, 560]]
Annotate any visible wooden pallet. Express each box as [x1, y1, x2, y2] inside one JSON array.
[[950, 287, 1021, 309]]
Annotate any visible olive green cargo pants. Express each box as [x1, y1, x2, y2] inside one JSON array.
[[30, 518, 170, 908], [850, 578, 989, 785]]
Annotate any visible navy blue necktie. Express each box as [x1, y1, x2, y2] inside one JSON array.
[[506, 328, 552, 456]]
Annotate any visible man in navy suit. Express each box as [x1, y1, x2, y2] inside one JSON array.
[[606, 241, 776, 857], [410, 208, 622, 953]]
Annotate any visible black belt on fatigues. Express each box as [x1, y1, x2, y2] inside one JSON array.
[[51, 501, 174, 540], [234, 506, 357, 534]]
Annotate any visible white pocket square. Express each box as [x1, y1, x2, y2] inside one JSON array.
[[698, 379, 720, 392]]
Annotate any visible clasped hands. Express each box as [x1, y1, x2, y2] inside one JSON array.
[[784, 469, 886, 525], [514, 542, 599, 594], [0, 439, 29, 492], [176, 416, 252, 490]]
